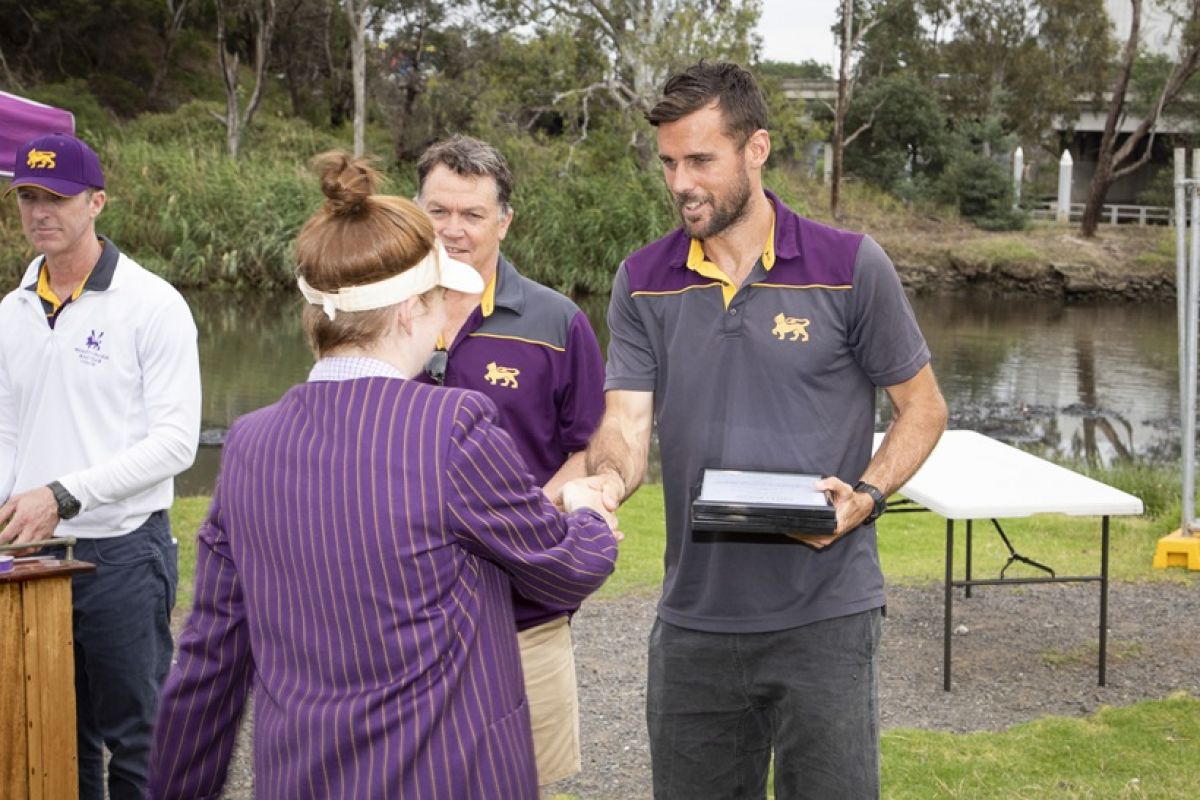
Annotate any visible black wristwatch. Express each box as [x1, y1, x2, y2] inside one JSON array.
[[853, 480, 886, 524], [47, 480, 82, 520]]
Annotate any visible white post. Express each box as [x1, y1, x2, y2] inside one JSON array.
[[1175, 149, 1192, 533], [1056, 149, 1073, 224], [1187, 150, 1200, 531], [1012, 146, 1024, 209], [823, 142, 833, 186]]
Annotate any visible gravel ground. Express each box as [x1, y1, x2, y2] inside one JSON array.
[[195, 581, 1200, 799]]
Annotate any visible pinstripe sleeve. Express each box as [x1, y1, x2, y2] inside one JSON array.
[[446, 391, 617, 612], [149, 481, 253, 799]]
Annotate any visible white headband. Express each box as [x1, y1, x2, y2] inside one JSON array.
[[297, 240, 482, 321]]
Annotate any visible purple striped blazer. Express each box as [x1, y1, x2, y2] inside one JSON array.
[[148, 378, 617, 799]]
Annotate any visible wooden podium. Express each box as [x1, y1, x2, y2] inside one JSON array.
[[1, 557, 94, 800]]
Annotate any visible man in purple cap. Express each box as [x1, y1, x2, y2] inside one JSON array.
[[0, 132, 201, 800]]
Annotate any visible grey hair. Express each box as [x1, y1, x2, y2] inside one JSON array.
[[416, 134, 515, 218]]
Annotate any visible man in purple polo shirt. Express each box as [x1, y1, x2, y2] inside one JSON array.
[[569, 62, 948, 798], [414, 134, 606, 789]]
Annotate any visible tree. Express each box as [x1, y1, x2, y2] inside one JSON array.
[[1081, 0, 1200, 237], [498, 0, 761, 162], [272, 0, 348, 124], [343, 0, 371, 157], [830, 0, 887, 217], [215, 0, 277, 158], [147, 0, 193, 108], [939, 0, 1112, 149], [842, 72, 948, 192]]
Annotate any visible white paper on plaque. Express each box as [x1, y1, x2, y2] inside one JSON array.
[[698, 469, 828, 508]]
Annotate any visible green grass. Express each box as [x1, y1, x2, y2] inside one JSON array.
[[173, 480, 1196, 604], [881, 694, 1200, 799], [959, 236, 1043, 266], [168, 495, 209, 612], [171, 483, 1200, 799]]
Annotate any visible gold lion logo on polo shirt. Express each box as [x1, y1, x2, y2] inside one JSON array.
[[26, 149, 57, 169], [771, 313, 811, 342], [484, 362, 520, 389]]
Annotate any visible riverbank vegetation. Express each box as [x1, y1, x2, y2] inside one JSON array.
[[1, 2, 1192, 298], [0, 98, 1177, 299]]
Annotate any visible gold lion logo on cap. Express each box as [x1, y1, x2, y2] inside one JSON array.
[[26, 149, 57, 169], [484, 362, 520, 389]]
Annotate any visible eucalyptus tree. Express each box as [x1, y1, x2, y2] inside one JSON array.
[[147, 0, 194, 108], [491, 0, 762, 162], [829, 0, 892, 217], [272, 0, 352, 125], [939, 0, 1112, 148], [1081, 0, 1200, 237], [214, 0, 277, 158]]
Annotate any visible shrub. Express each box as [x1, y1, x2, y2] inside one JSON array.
[[940, 148, 1027, 231]]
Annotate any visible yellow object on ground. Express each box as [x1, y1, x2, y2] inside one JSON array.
[[1152, 529, 1200, 570]]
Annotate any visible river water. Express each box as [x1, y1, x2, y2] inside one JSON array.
[[177, 290, 1182, 496]]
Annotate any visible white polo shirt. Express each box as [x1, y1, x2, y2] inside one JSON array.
[[0, 238, 201, 538]]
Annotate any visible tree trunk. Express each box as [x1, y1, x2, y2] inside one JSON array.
[[830, 0, 853, 218], [216, 0, 242, 158], [1080, 0, 1140, 237], [214, 0, 276, 160], [350, 19, 362, 155], [1080, 143, 1115, 236], [1081, 0, 1200, 237], [831, 77, 846, 218], [147, 0, 190, 109]]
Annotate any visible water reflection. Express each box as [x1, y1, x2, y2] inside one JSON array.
[[907, 293, 1178, 466], [177, 290, 1182, 495]]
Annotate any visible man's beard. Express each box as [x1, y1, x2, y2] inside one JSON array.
[[675, 167, 752, 240]]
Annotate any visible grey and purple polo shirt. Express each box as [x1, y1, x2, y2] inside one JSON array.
[[605, 191, 930, 634], [418, 253, 606, 629]]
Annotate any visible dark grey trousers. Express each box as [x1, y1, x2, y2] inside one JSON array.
[[647, 608, 883, 800], [54, 511, 178, 800]]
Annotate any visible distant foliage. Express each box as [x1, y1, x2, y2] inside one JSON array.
[[0, 103, 680, 293], [842, 74, 949, 193], [939, 148, 1026, 231]]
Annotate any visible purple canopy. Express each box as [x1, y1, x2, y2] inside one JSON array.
[[1, 91, 75, 177]]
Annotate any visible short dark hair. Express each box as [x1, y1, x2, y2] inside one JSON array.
[[645, 61, 768, 145], [416, 134, 515, 215]]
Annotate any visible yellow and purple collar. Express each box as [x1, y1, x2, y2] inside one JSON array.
[[36, 261, 92, 312], [685, 215, 777, 307]]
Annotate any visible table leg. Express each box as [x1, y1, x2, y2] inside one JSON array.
[[965, 519, 974, 599], [1100, 516, 1110, 686], [944, 518, 954, 692]]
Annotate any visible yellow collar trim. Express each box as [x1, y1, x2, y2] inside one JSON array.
[[36, 262, 91, 311], [437, 269, 496, 350], [480, 270, 497, 317], [684, 216, 777, 308], [763, 215, 776, 270]]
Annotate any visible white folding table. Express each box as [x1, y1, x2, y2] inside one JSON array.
[[875, 430, 1145, 690]]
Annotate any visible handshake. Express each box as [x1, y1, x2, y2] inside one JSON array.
[[554, 473, 626, 541]]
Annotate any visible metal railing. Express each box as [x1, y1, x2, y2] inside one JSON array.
[[1029, 201, 1174, 225]]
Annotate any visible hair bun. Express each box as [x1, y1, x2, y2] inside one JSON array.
[[312, 151, 381, 216]]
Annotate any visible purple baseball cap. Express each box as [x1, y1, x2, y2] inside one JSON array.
[[6, 133, 105, 197]]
